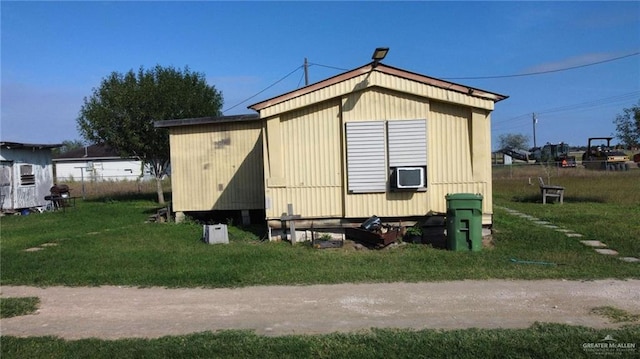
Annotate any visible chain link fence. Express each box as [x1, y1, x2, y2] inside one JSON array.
[[56, 177, 171, 200]]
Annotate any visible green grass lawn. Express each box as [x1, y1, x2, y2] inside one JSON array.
[[1, 173, 638, 288], [1, 172, 638, 358], [3, 324, 639, 359]]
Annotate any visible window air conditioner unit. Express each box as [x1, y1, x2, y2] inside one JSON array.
[[394, 167, 425, 189]]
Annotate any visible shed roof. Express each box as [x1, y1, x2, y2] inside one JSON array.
[[53, 144, 121, 160], [249, 62, 508, 111], [0, 141, 62, 150], [155, 114, 260, 129]]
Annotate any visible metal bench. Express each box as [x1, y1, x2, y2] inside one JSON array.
[[538, 177, 564, 204]]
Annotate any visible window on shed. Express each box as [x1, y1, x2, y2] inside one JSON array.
[[20, 165, 35, 186], [388, 119, 427, 189], [345, 121, 387, 193], [346, 119, 428, 193]]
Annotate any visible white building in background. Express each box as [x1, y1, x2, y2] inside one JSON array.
[[53, 144, 153, 182]]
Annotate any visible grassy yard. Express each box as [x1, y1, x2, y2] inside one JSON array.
[[493, 166, 640, 258], [1, 172, 639, 288], [1, 171, 638, 357], [3, 324, 639, 359]]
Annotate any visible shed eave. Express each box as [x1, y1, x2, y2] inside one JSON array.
[[155, 114, 260, 128], [52, 156, 126, 162], [248, 62, 508, 112], [0, 141, 63, 150]]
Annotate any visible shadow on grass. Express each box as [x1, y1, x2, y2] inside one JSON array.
[[510, 194, 606, 204], [84, 191, 171, 203]]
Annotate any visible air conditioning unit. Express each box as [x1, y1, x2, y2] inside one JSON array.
[[393, 167, 425, 189]]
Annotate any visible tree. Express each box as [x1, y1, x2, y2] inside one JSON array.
[[52, 139, 85, 156], [77, 65, 223, 204], [497, 133, 530, 150], [613, 100, 640, 148]]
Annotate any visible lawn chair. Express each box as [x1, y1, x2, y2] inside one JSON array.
[[538, 177, 564, 205]]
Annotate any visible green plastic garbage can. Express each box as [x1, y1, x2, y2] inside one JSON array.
[[445, 193, 483, 251]]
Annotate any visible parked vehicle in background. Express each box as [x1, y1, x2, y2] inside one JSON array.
[[530, 142, 576, 167], [501, 142, 576, 167], [582, 137, 629, 171]]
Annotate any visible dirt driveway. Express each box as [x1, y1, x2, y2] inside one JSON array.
[[2, 279, 639, 340]]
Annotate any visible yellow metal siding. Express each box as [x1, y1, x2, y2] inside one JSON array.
[[428, 101, 473, 184], [264, 100, 343, 218], [342, 90, 431, 218], [426, 103, 493, 223], [257, 73, 496, 224], [169, 122, 264, 212], [339, 94, 492, 220]]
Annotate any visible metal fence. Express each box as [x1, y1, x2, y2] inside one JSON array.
[[56, 177, 170, 200]]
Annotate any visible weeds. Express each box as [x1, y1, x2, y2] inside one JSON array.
[[0, 297, 40, 318], [591, 306, 640, 323]]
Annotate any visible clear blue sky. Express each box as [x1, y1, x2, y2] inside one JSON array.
[[2, 1, 639, 149]]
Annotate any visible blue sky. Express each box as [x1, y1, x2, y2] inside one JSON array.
[[2, 1, 639, 149]]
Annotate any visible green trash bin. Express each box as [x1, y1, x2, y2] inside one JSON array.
[[446, 193, 483, 251]]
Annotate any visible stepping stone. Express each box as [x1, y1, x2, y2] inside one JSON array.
[[534, 221, 551, 225], [566, 233, 583, 238], [594, 248, 618, 256], [580, 240, 607, 248], [619, 257, 640, 263], [543, 225, 559, 229], [41, 243, 58, 247], [555, 229, 572, 233], [24, 247, 44, 252]]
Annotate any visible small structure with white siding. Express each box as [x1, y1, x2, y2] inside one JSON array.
[[0, 141, 61, 212], [53, 144, 152, 182], [158, 60, 507, 235]]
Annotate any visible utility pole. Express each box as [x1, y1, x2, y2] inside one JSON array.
[[532, 113, 538, 148], [304, 58, 309, 86]]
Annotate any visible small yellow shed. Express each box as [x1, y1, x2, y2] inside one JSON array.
[[158, 62, 507, 232]]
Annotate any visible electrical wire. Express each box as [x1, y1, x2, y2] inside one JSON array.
[[492, 91, 640, 129], [222, 65, 303, 113], [296, 70, 306, 88], [307, 62, 349, 72], [223, 52, 638, 114], [443, 52, 640, 80]]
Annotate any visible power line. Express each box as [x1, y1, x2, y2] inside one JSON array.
[[492, 91, 640, 127], [536, 91, 639, 116], [221, 61, 348, 113], [222, 65, 303, 113], [307, 62, 349, 72], [223, 52, 638, 114], [443, 52, 640, 80]]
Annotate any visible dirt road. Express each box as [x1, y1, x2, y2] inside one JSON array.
[[2, 279, 639, 340]]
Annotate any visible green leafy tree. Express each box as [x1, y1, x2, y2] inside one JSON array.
[[52, 139, 85, 156], [497, 133, 530, 150], [77, 65, 223, 204], [613, 100, 640, 148]]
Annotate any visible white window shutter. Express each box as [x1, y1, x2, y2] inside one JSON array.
[[345, 121, 387, 193], [388, 119, 427, 167]]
